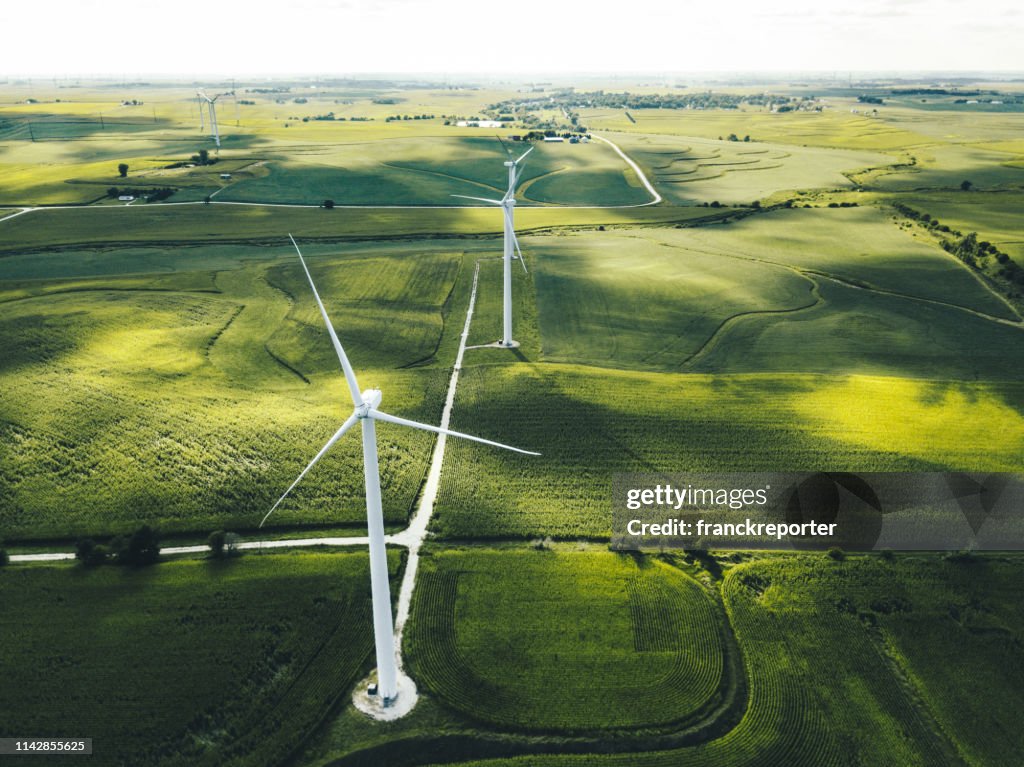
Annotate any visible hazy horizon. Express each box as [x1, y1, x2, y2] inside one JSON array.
[[2, 0, 1021, 77]]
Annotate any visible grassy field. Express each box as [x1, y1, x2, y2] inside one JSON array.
[[579, 108, 933, 151], [0, 242, 471, 539], [2, 78, 1024, 767], [405, 549, 726, 732], [906, 191, 1024, 262], [0, 551, 391, 767], [307, 551, 1024, 766], [530, 207, 1022, 376], [0, 204, 712, 253], [218, 137, 651, 207], [433, 364, 1024, 539], [608, 132, 891, 205]]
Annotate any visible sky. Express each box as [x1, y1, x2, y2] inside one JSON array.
[[1, 0, 1022, 76]]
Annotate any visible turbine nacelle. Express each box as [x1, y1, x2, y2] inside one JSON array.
[[357, 389, 383, 417]]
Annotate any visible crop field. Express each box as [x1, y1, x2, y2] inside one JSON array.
[[217, 137, 651, 207], [906, 191, 1024, 261], [433, 365, 1024, 539], [529, 206, 1021, 376], [866, 143, 1024, 192], [310, 551, 1024, 766], [0, 241, 479, 538], [0, 551, 390, 767], [607, 132, 891, 205], [406, 549, 726, 731], [578, 107, 933, 151], [2, 76, 1024, 767], [0, 203, 704, 254]]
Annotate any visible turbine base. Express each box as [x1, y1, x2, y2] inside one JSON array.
[[352, 667, 418, 721]]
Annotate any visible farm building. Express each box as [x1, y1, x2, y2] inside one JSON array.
[[543, 136, 564, 142]]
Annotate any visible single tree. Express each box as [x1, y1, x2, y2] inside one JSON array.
[[0, 547, 8, 567], [323, 199, 335, 209], [960, 180, 973, 191], [118, 163, 129, 178], [107, 187, 120, 198]]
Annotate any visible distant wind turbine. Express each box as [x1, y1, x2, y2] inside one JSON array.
[[260, 235, 539, 707], [453, 142, 534, 347], [196, 89, 223, 147]]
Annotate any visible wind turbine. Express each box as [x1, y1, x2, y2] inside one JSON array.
[[196, 89, 222, 147], [260, 235, 539, 707], [453, 142, 534, 348]]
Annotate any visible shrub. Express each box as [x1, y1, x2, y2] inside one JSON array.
[[827, 546, 846, 561], [208, 530, 226, 558], [76, 538, 108, 567], [116, 525, 160, 566]]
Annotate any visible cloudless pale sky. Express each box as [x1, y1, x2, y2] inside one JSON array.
[[1, 0, 1021, 76]]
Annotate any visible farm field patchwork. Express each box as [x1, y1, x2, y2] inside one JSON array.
[[218, 136, 651, 207], [0, 203, 706, 253], [2, 76, 1024, 767], [310, 551, 1024, 767], [607, 132, 892, 205]]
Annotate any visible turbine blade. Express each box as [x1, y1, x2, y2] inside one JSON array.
[[370, 410, 540, 456], [511, 230, 528, 273], [452, 194, 503, 205], [288, 234, 362, 406], [515, 146, 535, 164], [259, 412, 359, 527], [496, 134, 513, 158]]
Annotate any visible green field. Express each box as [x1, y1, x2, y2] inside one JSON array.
[[309, 551, 1024, 766], [530, 207, 1021, 377], [609, 132, 891, 205], [0, 242, 467, 538], [218, 137, 651, 207], [2, 77, 1024, 767], [0, 551, 388, 767], [433, 365, 1024, 539], [406, 549, 726, 732]]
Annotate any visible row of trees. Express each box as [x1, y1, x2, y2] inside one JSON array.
[[106, 186, 175, 202], [72, 526, 242, 567], [76, 525, 160, 566]]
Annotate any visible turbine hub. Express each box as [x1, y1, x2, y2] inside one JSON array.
[[357, 388, 382, 417], [504, 161, 515, 167]]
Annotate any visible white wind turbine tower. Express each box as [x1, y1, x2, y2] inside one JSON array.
[[260, 235, 538, 708], [196, 89, 222, 147], [454, 143, 534, 348]]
